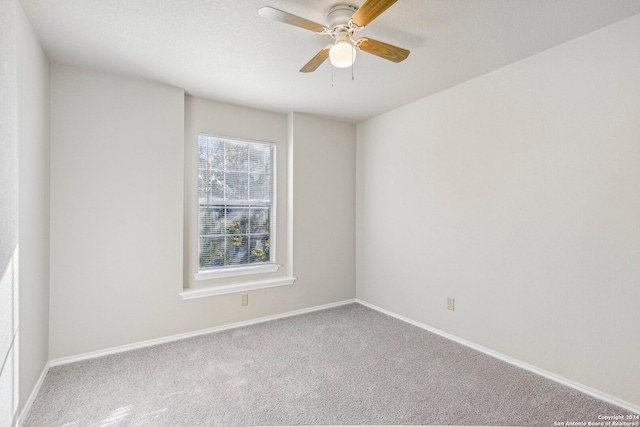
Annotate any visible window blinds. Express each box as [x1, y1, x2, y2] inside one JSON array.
[[198, 135, 275, 269]]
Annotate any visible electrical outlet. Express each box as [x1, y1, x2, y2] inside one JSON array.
[[241, 294, 249, 306], [447, 297, 455, 311]]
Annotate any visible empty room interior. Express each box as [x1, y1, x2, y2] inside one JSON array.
[[2, 0, 640, 425]]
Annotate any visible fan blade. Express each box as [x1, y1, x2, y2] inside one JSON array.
[[300, 47, 331, 73], [258, 6, 326, 33], [351, 0, 398, 27], [357, 38, 410, 63]]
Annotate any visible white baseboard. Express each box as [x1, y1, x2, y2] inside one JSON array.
[[355, 299, 640, 415], [49, 299, 356, 367], [17, 361, 50, 426]]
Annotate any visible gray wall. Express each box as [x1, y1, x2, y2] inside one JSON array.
[[49, 66, 356, 359], [0, 0, 19, 424], [356, 14, 640, 407], [49, 65, 186, 358], [289, 113, 356, 306], [17, 2, 51, 416]]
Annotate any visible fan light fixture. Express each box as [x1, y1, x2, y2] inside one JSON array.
[[329, 29, 356, 68], [329, 41, 356, 68], [258, 0, 410, 74]]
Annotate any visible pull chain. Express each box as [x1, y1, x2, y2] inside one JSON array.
[[351, 46, 355, 80]]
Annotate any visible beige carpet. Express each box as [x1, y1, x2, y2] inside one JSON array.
[[24, 303, 633, 426]]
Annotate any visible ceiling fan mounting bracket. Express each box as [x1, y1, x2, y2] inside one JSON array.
[[326, 4, 358, 30], [324, 3, 365, 44]]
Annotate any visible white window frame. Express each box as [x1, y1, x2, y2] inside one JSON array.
[[195, 134, 280, 280]]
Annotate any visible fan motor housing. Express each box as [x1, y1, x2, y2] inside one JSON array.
[[326, 4, 357, 29]]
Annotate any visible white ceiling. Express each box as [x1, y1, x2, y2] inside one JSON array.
[[20, 0, 640, 123]]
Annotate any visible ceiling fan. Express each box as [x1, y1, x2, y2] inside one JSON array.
[[258, 0, 410, 73]]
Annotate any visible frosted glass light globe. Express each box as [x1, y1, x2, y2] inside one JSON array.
[[329, 42, 356, 68]]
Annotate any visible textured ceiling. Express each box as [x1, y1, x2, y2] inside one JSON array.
[[20, 0, 640, 123]]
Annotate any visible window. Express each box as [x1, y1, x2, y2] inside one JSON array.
[[181, 98, 296, 299], [198, 135, 276, 275]]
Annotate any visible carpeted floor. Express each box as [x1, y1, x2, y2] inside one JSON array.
[[24, 303, 633, 426]]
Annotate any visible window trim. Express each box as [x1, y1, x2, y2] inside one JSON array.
[[180, 276, 296, 299], [196, 133, 277, 277], [194, 262, 281, 281]]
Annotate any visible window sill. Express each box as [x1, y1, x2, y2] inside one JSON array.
[[180, 276, 297, 300], [194, 263, 280, 281]]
